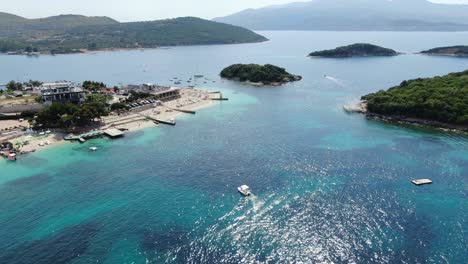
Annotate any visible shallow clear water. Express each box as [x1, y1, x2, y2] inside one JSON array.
[[0, 31, 467, 263]]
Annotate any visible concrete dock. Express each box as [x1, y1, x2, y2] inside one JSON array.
[[103, 128, 125, 138]]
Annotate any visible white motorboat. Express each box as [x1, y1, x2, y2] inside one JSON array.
[[89, 147, 98, 151], [238, 185, 251, 196]]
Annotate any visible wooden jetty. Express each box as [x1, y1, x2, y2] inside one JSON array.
[[412, 179, 433, 186]]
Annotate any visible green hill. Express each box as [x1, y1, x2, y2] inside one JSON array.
[[361, 70, 468, 126], [421, 46, 468, 57], [0, 13, 267, 54], [0, 12, 27, 24], [0, 13, 117, 31], [309, 43, 399, 58], [220, 64, 302, 85], [28, 15, 118, 30]]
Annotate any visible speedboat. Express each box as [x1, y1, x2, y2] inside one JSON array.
[[89, 147, 98, 151], [238, 185, 251, 196]]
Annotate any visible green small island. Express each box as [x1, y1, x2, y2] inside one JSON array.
[[220, 64, 302, 86], [359, 70, 468, 130], [420, 46, 468, 57], [309, 43, 399, 58]]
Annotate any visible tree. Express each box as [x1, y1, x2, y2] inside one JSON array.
[[82, 81, 106, 92], [35, 95, 110, 129], [110, 102, 128, 111], [362, 70, 468, 125], [6, 81, 23, 91]]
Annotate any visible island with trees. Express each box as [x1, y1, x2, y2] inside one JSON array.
[[357, 70, 468, 131], [309, 43, 400, 58], [0, 12, 268, 55], [420, 46, 468, 57], [220, 64, 302, 86]]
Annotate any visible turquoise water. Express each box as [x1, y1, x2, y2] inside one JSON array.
[[0, 31, 467, 263]]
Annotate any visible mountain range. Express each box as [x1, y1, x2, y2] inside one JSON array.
[[214, 0, 468, 31]]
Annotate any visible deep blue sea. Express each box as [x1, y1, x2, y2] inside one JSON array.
[[0, 31, 467, 263]]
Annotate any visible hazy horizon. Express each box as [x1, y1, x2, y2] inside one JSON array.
[[2, 0, 468, 22]]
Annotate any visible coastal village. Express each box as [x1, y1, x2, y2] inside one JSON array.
[[0, 79, 226, 161]]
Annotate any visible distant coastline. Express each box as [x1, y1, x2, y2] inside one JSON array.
[[0, 14, 268, 55]]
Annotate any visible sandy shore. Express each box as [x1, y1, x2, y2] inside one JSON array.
[[101, 88, 217, 131], [11, 132, 67, 153], [5, 88, 221, 155]]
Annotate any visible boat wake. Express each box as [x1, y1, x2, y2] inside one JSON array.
[[162, 186, 408, 263], [324, 75, 346, 87]]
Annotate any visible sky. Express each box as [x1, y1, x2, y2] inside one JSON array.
[[2, 0, 468, 22]]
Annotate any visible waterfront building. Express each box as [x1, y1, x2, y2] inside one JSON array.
[[39, 82, 86, 105]]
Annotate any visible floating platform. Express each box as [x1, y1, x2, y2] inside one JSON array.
[[103, 128, 125, 138], [412, 179, 433, 186]]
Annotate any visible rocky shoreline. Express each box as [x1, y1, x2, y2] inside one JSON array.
[[344, 102, 468, 133]]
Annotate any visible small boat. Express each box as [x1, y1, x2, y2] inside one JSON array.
[[89, 147, 98, 151], [8, 153, 16, 161], [238, 185, 251, 196], [412, 179, 433, 186]]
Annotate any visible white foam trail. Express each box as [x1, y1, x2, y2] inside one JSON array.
[[324, 75, 346, 87]]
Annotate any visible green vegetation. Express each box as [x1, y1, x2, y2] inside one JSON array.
[[4, 80, 43, 91], [110, 102, 129, 111], [420, 46, 468, 57], [220, 64, 302, 85], [309, 43, 399, 58], [362, 70, 468, 125], [82, 81, 106, 92], [6, 81, 23, 91], [123, 91, 156, 103], [0, 12, 267, 54], [35, 95, 109, 128]]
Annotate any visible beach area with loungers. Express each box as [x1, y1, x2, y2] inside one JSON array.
[[0, 87, 224, 156]]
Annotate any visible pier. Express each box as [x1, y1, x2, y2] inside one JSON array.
[[103, 128, 125, 138], [64, 130, 104, 141], [209, 92, 229, 101], [64, 129, 125, 142], [154, 119, 176, 126], [171, 108, 196, 114], [137, 113, 176, 126]]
